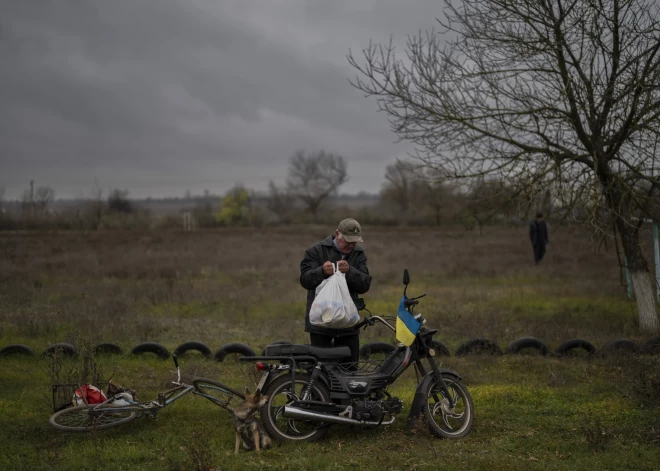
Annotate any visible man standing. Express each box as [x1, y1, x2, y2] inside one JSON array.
[[529, 212, 549, 265], [300, 218, 372, 363]]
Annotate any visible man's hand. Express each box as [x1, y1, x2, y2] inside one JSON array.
[[337, 260, 349, 273], [322, 261, 334, 276]]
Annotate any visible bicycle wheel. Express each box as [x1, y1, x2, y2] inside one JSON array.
[[192, 378, 245, 411], [49, 405, 137, 432]]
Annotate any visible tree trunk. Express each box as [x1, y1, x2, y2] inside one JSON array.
[[309, 202, 320, 223], [618, 221, 660, 333]]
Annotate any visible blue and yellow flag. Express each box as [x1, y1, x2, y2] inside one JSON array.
[[395, 296, 421, 346]]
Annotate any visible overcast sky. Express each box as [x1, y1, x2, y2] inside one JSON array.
[[1, 0, 445, 199]]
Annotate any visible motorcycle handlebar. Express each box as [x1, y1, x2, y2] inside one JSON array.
[[354, 316, 396, 333], [353, 317, 374, 330]]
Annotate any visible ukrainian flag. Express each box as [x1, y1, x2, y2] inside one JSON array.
[[395, 296, 421, 346]]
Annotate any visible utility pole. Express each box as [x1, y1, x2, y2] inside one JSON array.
[[30, 180, 34, 218]]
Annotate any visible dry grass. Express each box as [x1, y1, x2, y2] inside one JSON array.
[[0, 225, 647, 353]]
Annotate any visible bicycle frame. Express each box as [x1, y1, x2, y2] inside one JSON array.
[[71, 355, 237, 417]]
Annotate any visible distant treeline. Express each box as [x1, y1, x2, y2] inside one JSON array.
[[0, 152, 561, 231]]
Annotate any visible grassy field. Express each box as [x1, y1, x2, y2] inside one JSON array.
[[0, 225, 659, 470]]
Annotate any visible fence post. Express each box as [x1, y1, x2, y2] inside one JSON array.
[[182, 212, 193, 231]]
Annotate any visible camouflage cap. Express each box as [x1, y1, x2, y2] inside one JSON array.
[[338, 218, 363, 243]]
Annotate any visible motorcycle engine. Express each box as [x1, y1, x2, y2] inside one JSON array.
[[353, 400, 384, 421], [383, 396, 403, 415], [353, 397, 403, 420]]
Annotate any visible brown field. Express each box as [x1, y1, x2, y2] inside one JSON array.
[[0, 224, 643, 352]]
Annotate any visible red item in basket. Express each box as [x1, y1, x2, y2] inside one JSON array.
[[73, 384, 107, 405]]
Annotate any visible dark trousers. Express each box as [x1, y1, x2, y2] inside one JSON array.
[[533, 244, 546, 264], [310, 333, 359, 364]]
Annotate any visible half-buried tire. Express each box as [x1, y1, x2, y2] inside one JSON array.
[[173, 341, 212, 359], [214, 343, 256, 362], [505, 337, 549, 356], [554, 338, 596, 357], [0, 344, 34, 356], [42, 343, 77, 357], [645, 336, 660, 355], [131, 342, 170, 360], [359, 342, 395, 360], [600, 338, 640, 355], [455, 338, 502, 357], [93, 343, 124, 355], [428, 340, 451, 357]]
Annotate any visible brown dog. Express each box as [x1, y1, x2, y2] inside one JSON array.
[[233, 387, 272, 454]]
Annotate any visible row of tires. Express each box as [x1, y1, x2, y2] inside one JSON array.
[[2, 336, 659, 360], [0, 341, 257, 361], [360, 336, 660, 359]]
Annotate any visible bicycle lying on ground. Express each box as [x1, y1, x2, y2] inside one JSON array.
[[49, 354, 245, 432]]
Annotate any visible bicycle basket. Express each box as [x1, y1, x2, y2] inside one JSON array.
[[51, 382, 109, 413]]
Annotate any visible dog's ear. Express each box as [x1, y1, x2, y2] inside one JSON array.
[[253, 389, 262, 399], [244, 386, 251, 395]]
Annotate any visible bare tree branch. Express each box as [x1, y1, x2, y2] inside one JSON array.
[[287, 150, 348, 220], [348, 0, 660, 332]]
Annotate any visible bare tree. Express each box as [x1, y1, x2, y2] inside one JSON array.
[[107, 189, 133, 213], [381, 160, 420, 211], [21, 180, 35, 217], [35, 186, 55, 216], [418, 169, 457, 226], [87, 179, 105, 230], [349, 0, 660, 332], [266, 181, 296, 224], [462, 178, 520, 234], [287, 150, 348, 220]]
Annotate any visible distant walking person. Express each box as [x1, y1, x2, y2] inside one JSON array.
[[529, 213, 549, 265]]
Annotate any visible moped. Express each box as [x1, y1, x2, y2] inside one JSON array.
[[241, 269, 474, 442]]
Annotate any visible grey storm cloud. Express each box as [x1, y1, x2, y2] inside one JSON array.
[[0, 0, 445, 198]]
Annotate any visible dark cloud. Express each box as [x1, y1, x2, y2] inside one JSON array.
[[0, 0, 444, 198]]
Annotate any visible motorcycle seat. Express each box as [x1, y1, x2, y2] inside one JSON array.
[[264, 343, 351, 361]]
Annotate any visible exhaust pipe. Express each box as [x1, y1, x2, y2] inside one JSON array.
[[282, 405, 396, 426]]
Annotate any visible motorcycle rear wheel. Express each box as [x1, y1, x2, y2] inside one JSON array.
[[422, 374, 474, 438], [260, 373, 331, 443]]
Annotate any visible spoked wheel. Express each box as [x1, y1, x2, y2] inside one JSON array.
[[422, 374, 474, 438], [192, 378, 246, 411], [260, 373, 331, 443], [49, 405, 137, 432]]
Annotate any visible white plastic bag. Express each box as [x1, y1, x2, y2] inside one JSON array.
[[309, 264, 359, 328]]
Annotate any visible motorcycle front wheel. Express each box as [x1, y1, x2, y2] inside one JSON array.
[[260, 373, 331, 443], [422, 373, 474, 438]]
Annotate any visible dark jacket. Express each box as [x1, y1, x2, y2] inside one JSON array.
[[529, 220, 549, 247], [300, 235, 372, 337]]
